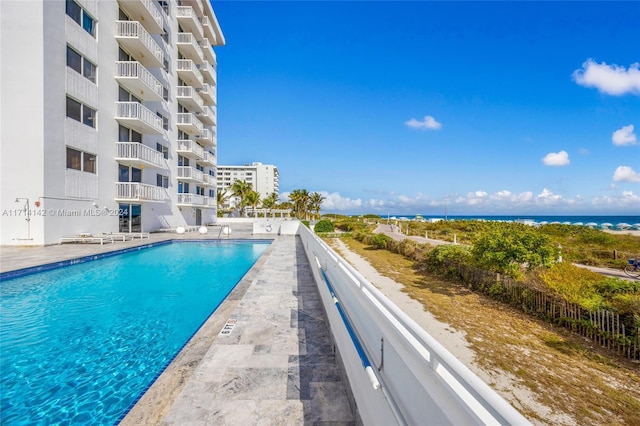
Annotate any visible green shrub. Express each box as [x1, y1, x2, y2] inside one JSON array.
[[314, 220, 335, 233], [370, 233, 391, 249], [301, 220, 310, 228], [471, 224, 556, 278]]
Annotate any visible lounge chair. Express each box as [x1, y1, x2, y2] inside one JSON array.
[[59, 234, 115, 245]]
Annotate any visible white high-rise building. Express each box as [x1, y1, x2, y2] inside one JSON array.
[[217, 162, 279, 207], [0, 0, 224, 245]]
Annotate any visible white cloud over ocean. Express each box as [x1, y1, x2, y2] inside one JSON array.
[[612, 124, 638, 146], [573, 59, 640, 96], [293, 187, 637, 215], [405, 115, 442, 130], [542, 150, 570, 166]]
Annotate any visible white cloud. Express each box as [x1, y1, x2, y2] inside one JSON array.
[[612, 124, 638, 146], [542, 150, 570, 166], [573, 59, 640, 96], [537, 188, 563, 204], [612, 166, 640, 183], [405, 115, 442, 130], [318, 192, 363, 210], [592, 191, 640, 208]]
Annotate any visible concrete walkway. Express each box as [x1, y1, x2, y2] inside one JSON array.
[[0, 229, 355, 425]]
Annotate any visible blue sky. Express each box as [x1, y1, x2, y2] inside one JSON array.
[[212, 1, 640, 215]]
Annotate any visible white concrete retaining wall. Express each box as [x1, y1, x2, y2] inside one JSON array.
[[298, 225, 531, 426]]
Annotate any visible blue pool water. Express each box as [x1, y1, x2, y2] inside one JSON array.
[[0, 241, 269, 425]]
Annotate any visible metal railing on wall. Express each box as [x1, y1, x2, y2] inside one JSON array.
[[298, 225, 531, 425]]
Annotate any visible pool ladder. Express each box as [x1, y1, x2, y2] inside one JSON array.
[[216, 224, 231, 242]]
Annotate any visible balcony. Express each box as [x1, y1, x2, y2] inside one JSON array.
[[115, 142, 165, 168], [176, 6, 204, 41], [177, 33, 204, 64], [177, 193, 204, 207], [195, 128, 214, 146], [115, 61, 164, 101], [181, 0, 204, 17], [202, 151, 216, 167], [177, 112, 204, 135], [177, 166, 204, 183], [177, 86, 204, 113], [200, 39, 216, 65], [115, 21, 163, 68], [177, 59, 204, 88], [198, 61, 216, 85], [116, 102, 164, 134], [196, 106, 215, 125], [116, 0, 163, 34], [202, 174, 216, 186], [200, 16, 217, 44], [116, 182, 168, 202], [197, 84, 216, 106], [176, 139, 205, 160]]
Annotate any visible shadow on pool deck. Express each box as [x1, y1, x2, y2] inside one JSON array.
[[0, 228, 356, 425]]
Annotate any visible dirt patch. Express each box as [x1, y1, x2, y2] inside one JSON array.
[[330, 237, 640, 426]]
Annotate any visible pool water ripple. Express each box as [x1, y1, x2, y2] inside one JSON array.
[[0, 241, 269, 424]]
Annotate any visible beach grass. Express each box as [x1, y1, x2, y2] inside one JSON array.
[[335, 236, 640, 426]]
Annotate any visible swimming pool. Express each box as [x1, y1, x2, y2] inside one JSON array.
[[0, 240, 270, 424]]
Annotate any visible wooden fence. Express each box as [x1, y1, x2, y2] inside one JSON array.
[[447, 260, 640, 360]]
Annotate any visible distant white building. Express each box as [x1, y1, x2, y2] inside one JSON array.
[[217, 162, 279, 208], [0, 0, 225, 245]]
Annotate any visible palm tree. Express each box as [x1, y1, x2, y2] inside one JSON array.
[[231, 180, 252, 216], [261, 192, 279, 217], [216, 189, 231, 215], [244, 190, 261, 218], [308, 192, 325, 220], [289, 189, 310, 220]]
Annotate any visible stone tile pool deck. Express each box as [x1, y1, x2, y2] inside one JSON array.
[[0, 227, 356, 425]]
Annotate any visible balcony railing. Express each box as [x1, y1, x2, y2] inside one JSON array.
[[200, 39, 216, 65], [115, 21, 163, 68], [116, 0, 163, 34], [195, 128, 215, 146], [177, 193, 204, 206], [177, 139, 204, 160], [177, 166, 204, 182], [198, 61, 216, 85], [202, 174, 216, 186], [200, 16, 216, 44], [203, 196, 216, 207], [196, 106, 215, 125], [197, 83, 216, 106], [116, 182, 168, 202], [176, 6, 204, 40], [177, 86, 204, 112], [177, 32, 204, 64], [177, 59, 204, 88], [181, 0, 204, 18], [116, 102, 164, 134], [115, 142, 165, 168], [199, 151, 215, 166], [115, 61, 164, 101], [177, 112, 204, 135]]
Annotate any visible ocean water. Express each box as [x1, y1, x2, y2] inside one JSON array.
[[386, 215, 640, 228], [0, 241, 269, 425]]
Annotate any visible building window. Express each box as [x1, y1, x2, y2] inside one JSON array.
[[67, 96, 96, 128], [156, 174, 169, 188], [156, 112, 169, 130], [66, 97, 81, 122], [162, 86, 169, 102], [66, 0, 96, 37], [158, 0, 169, 16], [118, 125, 141, 142], [67, 46, 97, 83], [67, 147, 96, 174], [156, 143, 168, 159]]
